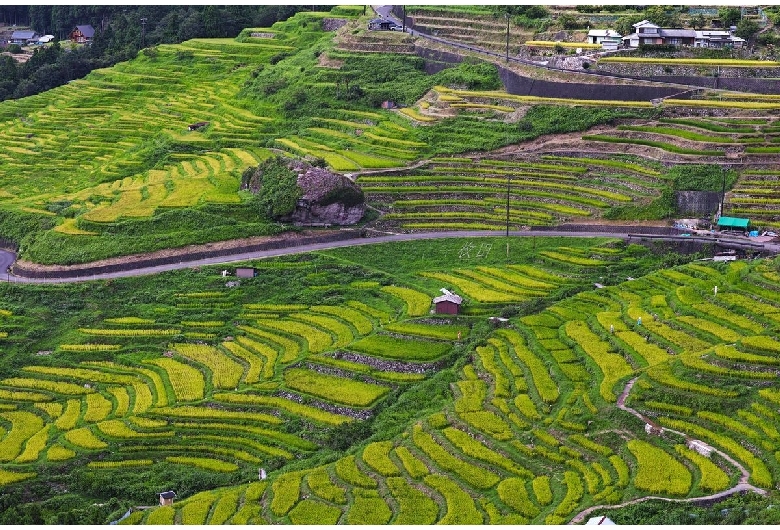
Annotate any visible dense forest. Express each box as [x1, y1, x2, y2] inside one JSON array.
[[0, 5, 329, 101]]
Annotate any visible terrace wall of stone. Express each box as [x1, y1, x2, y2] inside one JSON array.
[[647, 76, 780, 94], [11, 230, 364, 279], [530, 224, 682, 236]]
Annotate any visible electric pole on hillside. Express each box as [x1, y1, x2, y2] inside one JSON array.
[[140, 17, 147, 48], [403, 5, 406, 32], [505, 13, 510, 63]]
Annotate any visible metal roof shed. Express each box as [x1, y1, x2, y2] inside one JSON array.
[[717, 217, 750, 229]]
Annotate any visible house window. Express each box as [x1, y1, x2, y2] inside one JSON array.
[[668, 38, 681, 45]]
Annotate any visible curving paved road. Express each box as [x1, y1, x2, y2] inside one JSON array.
[[1, 229, 779, 284]]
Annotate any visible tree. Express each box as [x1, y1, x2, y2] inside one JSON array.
[[643, 5, 680, 28], [735, 18, 759, 41], [251, 157, 302, 219], [615, 14, 644, 37], [690, 13, 706, 30], [719, 7, 741, 28]]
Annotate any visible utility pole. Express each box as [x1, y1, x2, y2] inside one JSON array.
[[506, 174, 511, 237], [140, 17, 147, 48], [403, 5, 406, 32], [505, 13, 510, 63], [720, 167, 727, 218]]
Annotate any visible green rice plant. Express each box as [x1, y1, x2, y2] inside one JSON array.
[[476, 344, 510, 398], [497, 329, 559, 403], [564, 320, 633, 402], [383, 321, 468, 341], [346, 488, 391, 524], [646, 362, 738, 397], [697, 410, 768, 448], [78, 328, 181, 336], [255, 318, 333, 354], [541, 155, 661, 176], [46, 444, 76, 462], [380, 285, 431, 317], [59, 344, 122, 352], [117, 511, 144, 525], [569, 434, 613, 456], [16, 424, 51, 463], [55, 399, 81, 430], [738, 410, 780, 441], [145, 506, 175, 525], [172, 421, 314, 450], [131, 382, 154, 413], [270, 471, 304, 517], [211, 392, 350, 425], [692, 303, 763, 334], [674, 445, 730, 492], [235, 335, 279, 379], [386, 476, 439, 524], [306, 466, 346, 504], [550, 471, 584, 520], [412, 424, 500, 490], [419, 270, 535, 302], [288, 498, 342, 525], [533, 429, 560, 447], [592, 462, 612, 488], [34, 402, 62, 418], [740, 335, 780, 354], [531, 475, 553, 506], [643, 400, 693, 416], [361, 440, 400, 476], [85, 362, 169, 408], [0, 411, 45, 462], [514, 394, 540, 420], [284, 368, 389, 407], [64, 427, 108, 450], [614, 329, 669, 367], [310, 305, 374, 336], [104, 317, 155, 325], [0, 469, 36, 487], [713, 344, 780, 366], [399, 107, 437, 123], [107, 387, 130, 417], [540, 250, 608, 266], [394, 446, 429, 480], [181, 492, 216, 524], [294, 313, 353, 348], [618, 125, 745, 143], [150, 405, 282, 425], [680, 350, 771, 380], [221, 342, 263, 384], [96, 419, 173, 439], [567, 458, 601, 495], [582, 134, 724, 156], [496, 477, 539, 517], [609, 455, 630, 488], [84, 393, 114, 423], [489, 337, 528, 393], [23, 365, 137, 385], [145, 357, 205, 401], [423, 473, 483, 524], [626, 307, 710, 353], [334, 454, 377, 488], [349, 334, 450, 362], [181, 320, 224, 327], [87, 459, 153, 468], [444, 427, 532, 478], [675, 316, 741, 342], [166, 456, 238, 472], [666, 98, 780, 110], [627, 439, 692, 495], [173, 343, 243, 389], [1, 377, 94, 395], [0, 389, 52, 402]]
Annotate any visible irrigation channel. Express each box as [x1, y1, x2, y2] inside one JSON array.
[[568, 377, 768, 524], [2, 229, 779, 284]]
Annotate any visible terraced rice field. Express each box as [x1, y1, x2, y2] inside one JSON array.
[[3, 238, 780, 523]]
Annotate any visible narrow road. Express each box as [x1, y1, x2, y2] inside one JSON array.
[[1, 229, 779, 284], [568, 377, 767, 524]]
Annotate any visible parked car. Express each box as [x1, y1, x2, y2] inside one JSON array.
[[389, 23, 403, 31]]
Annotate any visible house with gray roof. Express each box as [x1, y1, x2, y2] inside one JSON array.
[[10, 30, 38, 45]]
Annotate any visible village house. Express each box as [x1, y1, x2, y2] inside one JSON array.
[[69, 25, 95, 45], [622, 20, 744, 48], [586, 29, 622, 50], [10, 30, 38, 45], [367, 18, 394, 31], [433, 289, 462, 315]]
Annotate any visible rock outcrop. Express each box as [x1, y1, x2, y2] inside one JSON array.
[[287, 161, 365, 226]]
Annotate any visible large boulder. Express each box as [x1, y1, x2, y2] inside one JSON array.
[[289, 161, 365, 226]]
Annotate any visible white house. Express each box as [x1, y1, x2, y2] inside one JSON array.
[[587, 29, 622, 45]]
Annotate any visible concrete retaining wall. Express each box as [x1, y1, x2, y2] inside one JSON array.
[[11, 231, 365, 279]]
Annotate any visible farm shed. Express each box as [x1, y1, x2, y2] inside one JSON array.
[[586, 515, 616, 525], [10, 30, 38, 45], [433, 289, 462, 315], [717, 216, 750, 231], [368, 18, 394, 30], [70, 25, 95, 44], [158, 491, 176, 506], [235, 267, 256, 278]]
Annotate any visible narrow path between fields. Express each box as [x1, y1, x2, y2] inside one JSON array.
[[568, 377, 767, 524]]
